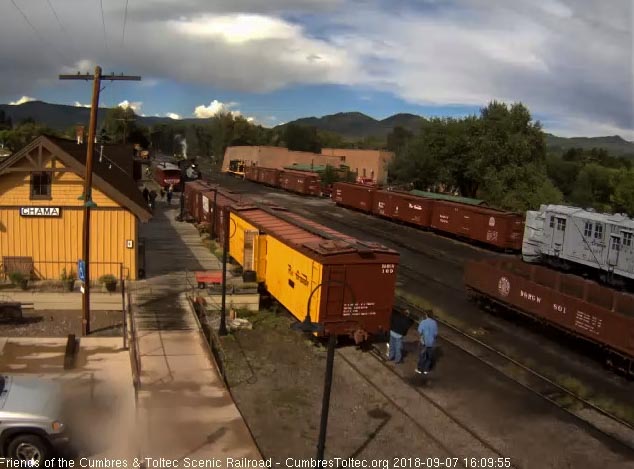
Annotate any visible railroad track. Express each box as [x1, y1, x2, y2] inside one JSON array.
[[207, 175, 634, 450], [393, 296, 634, 453], [336, 349, 516, 468]]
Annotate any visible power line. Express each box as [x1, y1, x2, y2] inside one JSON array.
[[122, 0, 129, 46], [45, 0, 79, 57], [10, 0, 48, 44], [98, 0, 109, 56], [9, 0, 69, 63]]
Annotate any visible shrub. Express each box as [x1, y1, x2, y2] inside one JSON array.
[[8, 272, 25, 284], [99, 274, 117, 284], [60, 268, 76, 282]]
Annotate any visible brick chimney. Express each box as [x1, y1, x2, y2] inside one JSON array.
[[76, 125, 85, 144]]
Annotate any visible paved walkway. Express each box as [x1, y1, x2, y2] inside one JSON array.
[[131, 196, 262, 463]]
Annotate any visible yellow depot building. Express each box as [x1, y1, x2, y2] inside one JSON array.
[[0, 135, 151, 282]]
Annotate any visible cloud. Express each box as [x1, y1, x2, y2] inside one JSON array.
[[118, 100, 143, 113], [0, 0, 631, 137], [193, 100, 238, 118], [9, 96, 36, 105], [166, 112, 182, 119], [170, 14, 298, 44], [74, 101, 91, 108]]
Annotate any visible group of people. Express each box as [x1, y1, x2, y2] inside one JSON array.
[[142, 184, 174, 210], [387, 308, 438, 375]]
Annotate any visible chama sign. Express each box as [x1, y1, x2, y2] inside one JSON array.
[[20, 207, 61, 217]]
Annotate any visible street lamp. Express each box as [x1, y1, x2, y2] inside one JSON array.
[[219, 208, 237, 337], [292, 280, 356, 461]]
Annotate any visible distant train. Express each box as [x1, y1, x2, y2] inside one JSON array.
[[332, 182, 525, 251], [154, 162, 181, 189], [182, 181, 400, 340], [235, 168, 634, 290], [523, 205, 634, 288]]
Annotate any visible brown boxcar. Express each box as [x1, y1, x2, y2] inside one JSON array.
[[430, 201, 524, 250], [244, 165, 259, 182], [465, 258, 634, 375], [279, 170, 321, 196], [229, 205, 399, 338], [333, 182, 376, 213], [257, 167, 281, 187], [183, 180, 216, 222], [372, 190, 434, 228]]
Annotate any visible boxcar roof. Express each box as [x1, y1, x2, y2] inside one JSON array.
[[409, 189, 485, 206], [541, 204, 634, 228], [234, 207, 396, 257]]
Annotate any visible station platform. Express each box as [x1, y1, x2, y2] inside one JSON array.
[[131, 194, 262, 463]]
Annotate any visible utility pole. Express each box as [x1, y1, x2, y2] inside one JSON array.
[[60, 67, 141, 336], [116, 110, 136, 144]]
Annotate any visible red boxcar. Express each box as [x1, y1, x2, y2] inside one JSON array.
[[257, 167, 281, 187], [465, 258, 634, 376], [430, 201, 524, 250], [372, 191, 434, 228], [184, 180, 216, 222], [154, 162, 181, 189], [333, 182, 376, 213], [244, 165, 259, 182], [279, 170, 321, 196]]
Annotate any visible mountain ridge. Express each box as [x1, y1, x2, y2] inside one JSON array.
[[2, 101, 632, 156]]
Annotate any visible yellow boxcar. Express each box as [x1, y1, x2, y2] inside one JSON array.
[[228, 206, 399, 337]]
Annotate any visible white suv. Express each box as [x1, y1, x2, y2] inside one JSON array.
[[0, 375, 70, 464]]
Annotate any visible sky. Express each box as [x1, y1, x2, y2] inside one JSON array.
[[0, 0, 632, 138]]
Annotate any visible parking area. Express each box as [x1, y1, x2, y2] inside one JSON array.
[[0, 336, 136, 460]]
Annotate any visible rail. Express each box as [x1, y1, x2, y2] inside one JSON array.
[[394, 295, 634, 451]]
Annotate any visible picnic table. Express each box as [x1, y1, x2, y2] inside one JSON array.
[[194, 271, 223, 289]]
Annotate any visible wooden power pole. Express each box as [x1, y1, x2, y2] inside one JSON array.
[[60, 66, 141, 336]]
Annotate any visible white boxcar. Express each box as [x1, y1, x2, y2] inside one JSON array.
[[523, 204, 634, 285]]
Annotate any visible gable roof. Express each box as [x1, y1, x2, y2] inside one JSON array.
[[0, 135, 151, 222]]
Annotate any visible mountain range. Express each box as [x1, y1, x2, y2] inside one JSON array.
[[2, 101, 633, 156]]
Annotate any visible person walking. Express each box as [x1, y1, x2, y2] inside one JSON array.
[[167, 184, 174, 205], [149, 189, 158, 210], [416, 309, 438, 375], [142, 187, 150, 206], [386, 310, 413, 364]]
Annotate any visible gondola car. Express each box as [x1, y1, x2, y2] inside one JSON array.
[[465, 257, 634, 376], [225, 204, 399, 340]]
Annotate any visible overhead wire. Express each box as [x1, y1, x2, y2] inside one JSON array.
[[122, 0, 129, 47], [9, 0, 70, 63], [46, 0, 80, 63], [98, 0, 109, 58]]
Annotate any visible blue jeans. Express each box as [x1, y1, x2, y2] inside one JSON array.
[[418, 345, 435, 372], [388, 331, 403, 363]]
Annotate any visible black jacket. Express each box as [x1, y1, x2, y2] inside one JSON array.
[[390, 312, 412, 336]]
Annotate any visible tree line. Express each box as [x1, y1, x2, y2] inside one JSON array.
[[386, 101, 634, 216]]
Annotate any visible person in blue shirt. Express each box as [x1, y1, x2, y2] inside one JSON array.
[[416, 309, 438, 375]]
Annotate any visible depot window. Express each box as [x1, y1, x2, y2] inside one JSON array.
[[584, 222, 593, 238], [30, 172, 51, 199], [556, 218, 566, 231], [623, 232, 632, 247], [594, 223, 603, 240]]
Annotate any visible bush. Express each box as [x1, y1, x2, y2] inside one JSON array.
[[98, 274, 117, 284], [60, 268, 76, 282], [8, 272, 25, 284]]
